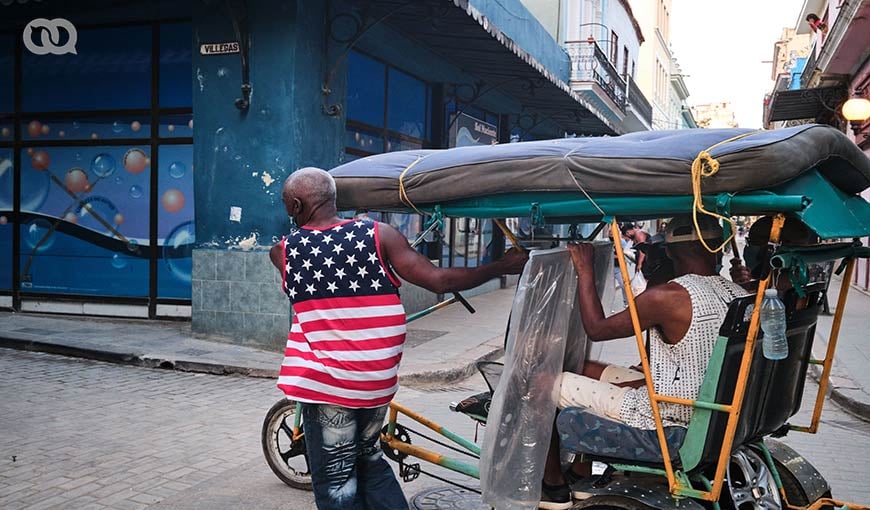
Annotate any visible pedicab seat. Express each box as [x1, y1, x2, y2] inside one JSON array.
[[681, 283, 824, 472], [554, 283, 824, 470]]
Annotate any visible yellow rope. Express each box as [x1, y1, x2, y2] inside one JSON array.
[[690, 131, 761, 253], [398, 156, 426, 215]]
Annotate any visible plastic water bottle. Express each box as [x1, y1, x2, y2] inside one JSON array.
[[760, 289, 788, 360]]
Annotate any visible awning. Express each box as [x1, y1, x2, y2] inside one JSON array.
[[346, 0, 617, 136], [767, 85, 847, 122]]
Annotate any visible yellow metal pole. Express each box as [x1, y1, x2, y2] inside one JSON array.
[[807, 258, 856, 433], [389, 401, 444, 435], [493, 218, 523, 251], [610, 219, 679, 490], [708, 213, 785, 501], [652, 393, 733, 412]]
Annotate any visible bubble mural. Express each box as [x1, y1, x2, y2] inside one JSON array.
[[163, 220, 194, 284], [91, 153, 117, 178], [123, 148, 149, 174], [161, 189, 185, 213]]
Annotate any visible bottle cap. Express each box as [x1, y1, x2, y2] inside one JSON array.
[[764, 289, 778, 297]]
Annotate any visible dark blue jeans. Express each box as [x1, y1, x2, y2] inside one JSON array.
[[301, 403, 408, 510]]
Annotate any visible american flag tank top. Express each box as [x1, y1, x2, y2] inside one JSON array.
[[277, 219, 406, 408]]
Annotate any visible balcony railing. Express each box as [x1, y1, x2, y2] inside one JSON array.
[[626, 77, 653, 126], [565, 39, 626, 111], [800, 43, 818, 89]]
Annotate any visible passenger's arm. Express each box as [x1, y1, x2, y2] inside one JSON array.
[[379, 222, 527, 294], [568, 243, 690, 343]]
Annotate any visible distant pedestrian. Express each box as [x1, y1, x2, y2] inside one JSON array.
[[269, 167, 527, 510]]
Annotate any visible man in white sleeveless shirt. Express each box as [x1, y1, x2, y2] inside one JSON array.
[[537, 216, 749, 509]]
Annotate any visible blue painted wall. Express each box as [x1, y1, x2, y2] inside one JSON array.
[[192, 0, 344, 247]]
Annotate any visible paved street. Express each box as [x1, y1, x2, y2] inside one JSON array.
[[2, 348, 870, 509]]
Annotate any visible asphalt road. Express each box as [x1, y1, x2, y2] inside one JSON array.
[[1, 349, 869, 509]]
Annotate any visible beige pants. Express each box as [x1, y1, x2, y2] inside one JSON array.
[[558, 365, 645, 420]]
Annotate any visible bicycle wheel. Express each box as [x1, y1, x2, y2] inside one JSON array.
[[261, 398, 313, 490]]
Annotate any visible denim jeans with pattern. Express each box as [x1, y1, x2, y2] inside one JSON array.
[[301, 403, 408, 510]]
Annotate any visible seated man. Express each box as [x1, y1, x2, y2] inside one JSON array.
[[537, 216, 750, 509]]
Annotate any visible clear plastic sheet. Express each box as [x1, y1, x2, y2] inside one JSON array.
[[480, 243, 614, 510]]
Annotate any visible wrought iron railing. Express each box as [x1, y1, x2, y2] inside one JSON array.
[[565, 39, 626, 111], [626, 77, 653, 126]]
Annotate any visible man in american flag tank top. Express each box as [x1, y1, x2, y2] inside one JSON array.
[[269, 168, 528, 510]]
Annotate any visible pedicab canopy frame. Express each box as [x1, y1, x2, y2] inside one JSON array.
[[328, 125, 870, 510]]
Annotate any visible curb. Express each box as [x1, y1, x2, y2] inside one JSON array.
[[398, 346, 504, 386], [807, 362, 870, 423], [0, 336, 279, 379], [0, 335, 494, 386]]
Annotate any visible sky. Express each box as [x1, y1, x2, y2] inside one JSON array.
[[670, 0, 803, 128]]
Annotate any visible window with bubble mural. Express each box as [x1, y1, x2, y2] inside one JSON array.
[[5, 20, 193, 309]]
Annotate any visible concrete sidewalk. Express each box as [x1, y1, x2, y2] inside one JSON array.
[[811, 278, 870, 419], [0, 287, 515, 385]]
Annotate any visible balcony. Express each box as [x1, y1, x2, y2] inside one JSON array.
[[565, 39, 626, 114], [626, 77, 653, 128]]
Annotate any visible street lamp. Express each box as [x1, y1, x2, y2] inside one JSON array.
[[841, 89, 870, 135]]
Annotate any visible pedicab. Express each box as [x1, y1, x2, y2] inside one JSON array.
[[262, 124, 870, 510]]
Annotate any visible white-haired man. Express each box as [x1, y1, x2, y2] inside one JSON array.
[[269, 167, 527, 510]]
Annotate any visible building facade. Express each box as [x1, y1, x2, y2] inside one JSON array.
[[0, 0, 619, 348], [626, 0, 674, 130], [765, 0, 870, 291], [691, 102, 739, 129], [669, 57, 697, 129], [561, 0, 654, 132]]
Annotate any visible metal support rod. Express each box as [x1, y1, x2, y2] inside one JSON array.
[[807, 258, 855, 433]]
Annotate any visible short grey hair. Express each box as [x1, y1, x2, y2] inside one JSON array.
[[283, 167, 336, 205]]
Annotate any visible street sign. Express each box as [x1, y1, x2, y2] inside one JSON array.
[[199, 42, 240, 55]]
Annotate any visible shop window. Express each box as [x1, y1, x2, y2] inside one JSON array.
[[22, 25, 152, 112], [159, 22, 193, 108], [157, 144, 194, 299], [5, 20, 193, 308], [345, 51, 431, 242], [18, 145, 151, 297], [387, 67, 428, 139], [347, 51, 386, 128]]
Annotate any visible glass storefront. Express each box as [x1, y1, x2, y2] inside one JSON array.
[[1, 21, 193, 308]]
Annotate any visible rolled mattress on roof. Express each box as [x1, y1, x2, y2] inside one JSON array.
[[330, 124, 870, 211]]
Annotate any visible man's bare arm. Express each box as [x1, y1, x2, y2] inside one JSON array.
[[379, 222, 527, 294], [568, 243, 690, 343]]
